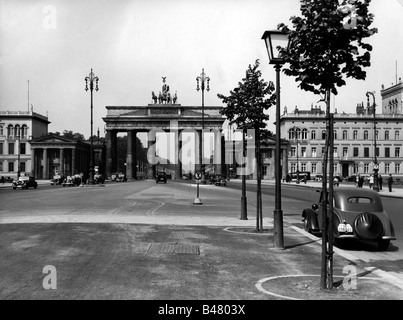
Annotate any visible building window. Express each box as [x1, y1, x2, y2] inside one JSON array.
[[354, 164, 359, 174], [321, 130, 326, 139], [395, 131, 400, 141], [291, 163, 296, 173], [20, 143, 26, 155], [364, 130, 368, 140], [396, 164, 400, 174], [353, 147, 359, 157], [385, 164, 390, 173], [312, 147, 317, 157], [0, 161, 3, 171], [385, 147, 390, 158], [395, 147, 400, 158], [20, 162, 26, 172], [291, 147, 296, 157], [385, 130, 389, 140], [375, 147, 379, 157], [7, 125, 13, 138], [364, 163, 369, 174], [8, 162, 14, 172], [343, 147, 348, 157], [311, 130, 316, 140], [342, 130, 348, 140], [262, 166, 268, 176], [22, 125, 28, 139], [333, 148, 338, 157], [333, 164, 338, 174], [0, 125, 3, 136], [364, 147, 369, 157], [312, 163, 317, 174], [301, 163, 307, 171], [301, 147, 306, 157], [0, 143, 3, 155], [353, 130, 358, 140], [9, 143, 14, 155], [302, 129, 308, 140], [14, 125, 21, 138]]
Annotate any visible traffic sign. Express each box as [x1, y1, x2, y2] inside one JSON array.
[[195, 171, 202, 180]]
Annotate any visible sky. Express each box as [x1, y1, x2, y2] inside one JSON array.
[[1, 0, 403, 142]]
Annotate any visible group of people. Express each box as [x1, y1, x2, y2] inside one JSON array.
[[355, 173, 394, 192]]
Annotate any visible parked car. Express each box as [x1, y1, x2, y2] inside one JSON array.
[[12, 176, 38, 190], [94, 174, 104, 184], [62, 175, 82, 187], [50, 174, 64, 185], [301, 188, 396, 250], [209, 175, 227, 186], [156, 171, 167, 184]]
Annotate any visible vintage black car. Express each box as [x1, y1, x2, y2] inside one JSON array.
[[209, 175, 227, 186], [62, 175, 82, 187], [50, 174, 64, 185], [156, 171, 167, 184], [12, 176, 38, 190], [302, 188, 396, 250]]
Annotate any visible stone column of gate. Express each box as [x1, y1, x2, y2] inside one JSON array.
[[105, 130, 117, 180], [176, 130, 182, 179], [133, 130, 138, 180], [148, 131, 156, 178], [214, 129, 222, 176], [126, 130, 134, 181], [196, 129, 202, 176], [43, 148, 48, 179]]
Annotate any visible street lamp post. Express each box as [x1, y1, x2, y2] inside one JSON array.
[[367, 91, 379, 192], [85, 68, 99, 185], [262, 29, 290, 249], [196, 68, 210, 183]]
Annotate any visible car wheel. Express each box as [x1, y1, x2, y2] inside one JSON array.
[[13, 187, 16, 190], [378, 240, 390, 251]]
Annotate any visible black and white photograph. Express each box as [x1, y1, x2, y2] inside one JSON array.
[[1, 0, 403, 310]]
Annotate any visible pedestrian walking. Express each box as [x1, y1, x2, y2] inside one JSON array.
[[388, 174, 394, 192], [369, 174, 374, 189], [378, 175, 382, 190]]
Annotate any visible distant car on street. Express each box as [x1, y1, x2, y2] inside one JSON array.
[[156, 171, 167, 184], [209, 175, 227, 186], [12, 176, 38, 190], [301, 188, 396, 250], [50, 174, 63, 185], [62, 175, 82, 187]]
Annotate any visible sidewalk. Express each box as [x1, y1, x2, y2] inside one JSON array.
[[230, 178, 403, 198]]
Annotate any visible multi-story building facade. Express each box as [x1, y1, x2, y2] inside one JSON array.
[[0, 110, 49, 179], [280, 79, 403, 181]]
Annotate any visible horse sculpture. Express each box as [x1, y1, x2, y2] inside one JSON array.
[[151, 91, 158, 104]]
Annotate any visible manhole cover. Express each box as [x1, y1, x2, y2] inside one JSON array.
[[147, 243, 200, 255]]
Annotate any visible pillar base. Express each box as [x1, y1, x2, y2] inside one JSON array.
[[193, 198, 203, 205]]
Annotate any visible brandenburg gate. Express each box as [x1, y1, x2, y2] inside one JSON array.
[[102, 78, 226, 180]]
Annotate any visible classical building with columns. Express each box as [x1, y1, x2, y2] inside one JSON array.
[[29, 134, 92, 179], [103, 103, 226, 180], [0, 110, 49, 179]]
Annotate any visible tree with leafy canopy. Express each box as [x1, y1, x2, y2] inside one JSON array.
[[277, 0, 377, 289], [217, 59, 276, 232]]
